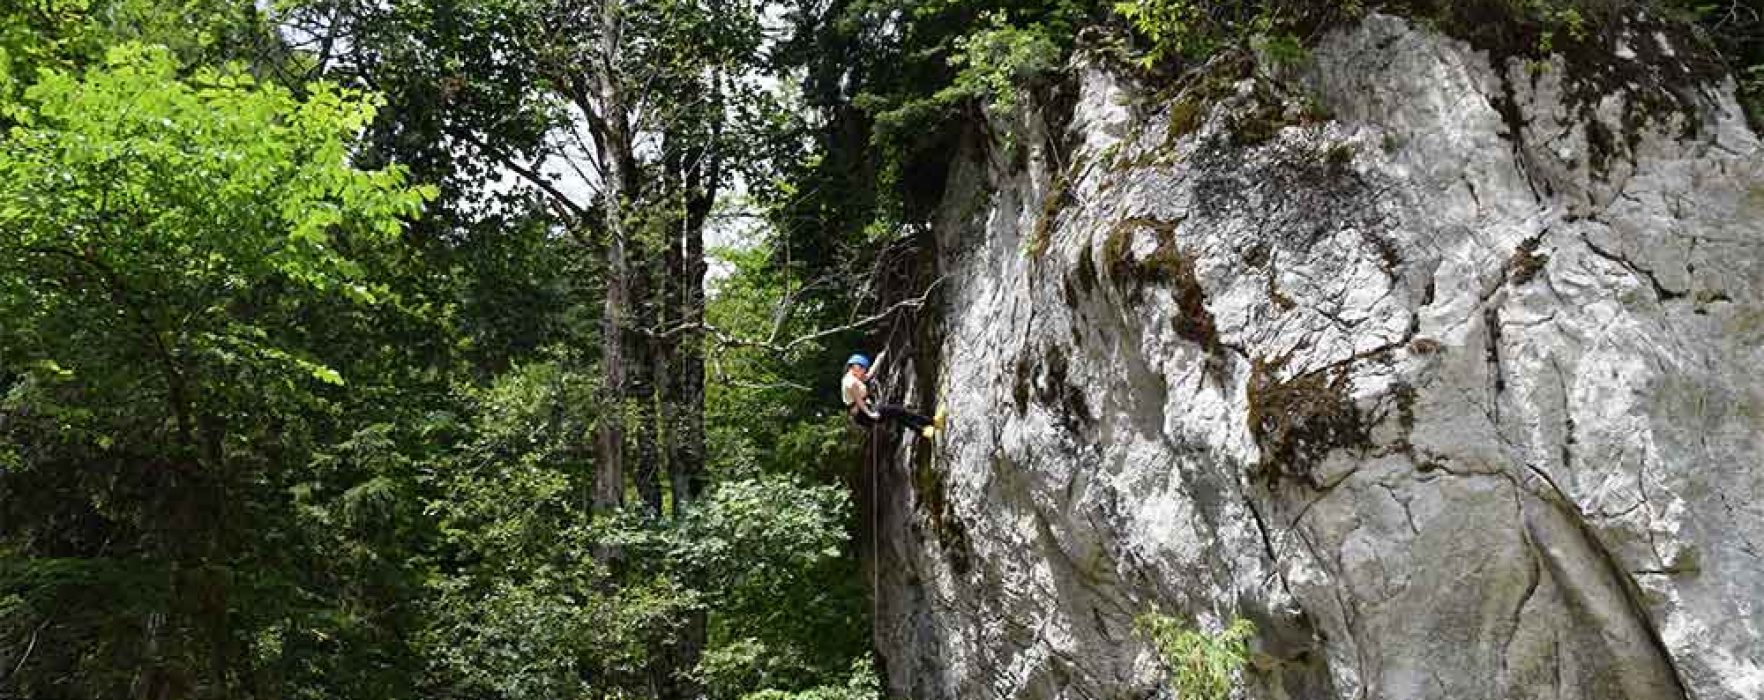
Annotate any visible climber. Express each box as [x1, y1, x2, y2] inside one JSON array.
[[842, 353, 944, 439]]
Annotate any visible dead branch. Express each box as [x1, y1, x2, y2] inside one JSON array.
[[646, 276, 947, 355], [3, 618, 48, 682], [455, 131, 594, 226], [706, 353, 813, 392]]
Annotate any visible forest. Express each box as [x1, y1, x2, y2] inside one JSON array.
[[1, 0, 1759, 698]]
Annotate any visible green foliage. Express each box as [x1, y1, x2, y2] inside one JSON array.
[[1527, 0, 1590, 53], [414, 354, 860, 699], [676, 479, 859, 695], [799, 0, 1100, 231], [698, 244, 875, 693], [943, 12, 1064, 112], [1252, 30, 1309, 69], [1111, 0, 1319, 69], [0, 23, 441, 697], [1113, 0, 1218, 66], [865, 8, 1075, 134], [1665, 0, 1764, 124], [0, 0, 273, 114], [1136, 612, 1257, 700], [0, 43, 435, 393], [739, 656, 884, 700]]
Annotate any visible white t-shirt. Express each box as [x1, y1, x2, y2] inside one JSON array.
[[841, 373, 869, 409]]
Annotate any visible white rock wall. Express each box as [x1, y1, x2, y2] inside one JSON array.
[[874, 14, 1764, 700]]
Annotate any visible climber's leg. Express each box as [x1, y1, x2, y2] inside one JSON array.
[[876, 405, 931, 431]]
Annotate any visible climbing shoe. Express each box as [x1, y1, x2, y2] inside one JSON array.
[[921, 426, 937, 440]]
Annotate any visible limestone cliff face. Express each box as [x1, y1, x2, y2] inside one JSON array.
[[872, 14, 1764, 700]]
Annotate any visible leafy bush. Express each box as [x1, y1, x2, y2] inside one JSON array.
[[857, 8, 1066, 128], [1251, 29, 1310, 70], [945, 12, 1065, 112], [1136, 612, 1257, 700], [1113, 0, 1227, 66], [420, 357, 860, 699], [739, 655, 884, 700], [1530, 2, 1590, 53], [1111, 0, 1332, 69], [1664, 0, 1764, 124]]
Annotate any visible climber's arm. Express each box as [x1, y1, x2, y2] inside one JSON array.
[[852, 391, 878, 419]]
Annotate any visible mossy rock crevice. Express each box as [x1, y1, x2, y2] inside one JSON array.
[[1247, 359, 1371, 485], [911, 456, 973, 575], [1101, 218, 1226, 363]]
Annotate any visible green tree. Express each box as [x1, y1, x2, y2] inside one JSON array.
[[294, 2, 819, 694], [0, 43, 433, 697], [409, 356, 858, 699], [1, 0, 279, 113]]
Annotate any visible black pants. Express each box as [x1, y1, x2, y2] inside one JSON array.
[[852, 404, 932, 432]]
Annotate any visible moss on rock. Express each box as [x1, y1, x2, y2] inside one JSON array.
[[1247, 359, 1370, 484], [1508, 234, 1550, 285]]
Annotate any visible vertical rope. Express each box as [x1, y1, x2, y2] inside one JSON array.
[[870, 423, 880, 637]]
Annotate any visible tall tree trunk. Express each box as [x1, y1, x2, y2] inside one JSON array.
[[629, 243, 663, 516], [654, 104, 720, 700], [591, 0, 632, 516], [659, 191, 687, 517], [665, 193, 709, 700], [672, 158, 712, 515], [595, 174, 628, 514]]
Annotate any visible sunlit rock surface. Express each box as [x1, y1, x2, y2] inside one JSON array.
[[873, 14, 1764, 700]]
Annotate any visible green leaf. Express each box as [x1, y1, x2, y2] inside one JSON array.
[[310, 365, 344, 386]]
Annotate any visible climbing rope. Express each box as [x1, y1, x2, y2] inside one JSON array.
[[870, 421, 880, 633], [866, 347, 892, 636]]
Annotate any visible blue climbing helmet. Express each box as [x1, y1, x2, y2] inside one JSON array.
[[846, 353, 871, 370]]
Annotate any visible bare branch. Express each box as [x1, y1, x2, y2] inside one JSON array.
[[558, 117, 608, 186], [3, 618, 48, 681], [456, 131, 593, 225], [723, 377, 814, 392], [707, 353, 813, 392], [764, 273, 838, 346], [646, 276, 947, 355]]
